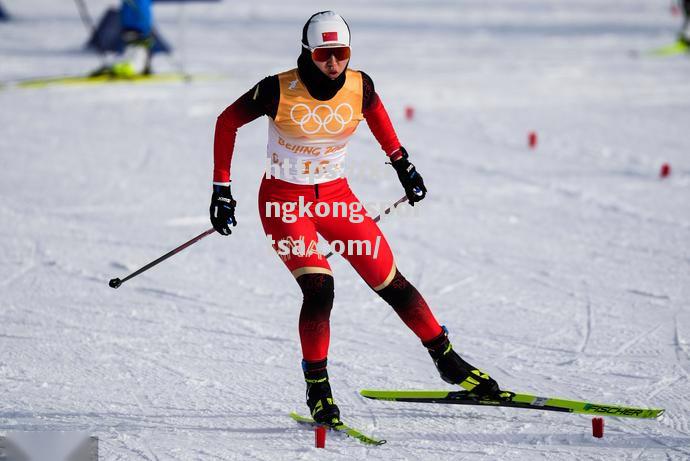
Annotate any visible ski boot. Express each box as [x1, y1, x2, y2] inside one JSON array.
[[91, 29, 153, 78], [424, 328, 511, 400], [112, 29, 153, 77], [680, 22, 690, 47], [303, 359, 340, 426]]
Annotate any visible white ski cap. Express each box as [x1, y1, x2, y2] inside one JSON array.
[[302, 11, 350, 49]]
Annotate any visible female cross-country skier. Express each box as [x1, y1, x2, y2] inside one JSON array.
[[210, 11, 507, 425]]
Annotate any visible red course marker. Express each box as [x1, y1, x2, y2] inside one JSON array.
[[592, 417, 604, 438], [660, 163, 671, 178], [315, 425, 326, 448], [528, 131, 538, 149], [405, 106, 415, 121]]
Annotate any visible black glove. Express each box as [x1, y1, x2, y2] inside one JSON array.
[[209, 184, 237, 235], [390, 147, 427, 205]]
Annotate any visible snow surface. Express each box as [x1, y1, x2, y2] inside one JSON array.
[[1, 0, 690, 459]]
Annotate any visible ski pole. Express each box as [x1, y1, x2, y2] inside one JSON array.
[[109, 195, 409, 287], [74, 0, 96, 34], [73, 0, 109, 69], [324, 195, 408, 259], [109, 228, 215, 289]]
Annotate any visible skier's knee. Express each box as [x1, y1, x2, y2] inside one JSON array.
[[297, 273, 335, 310], [376, 269, 414, 307]]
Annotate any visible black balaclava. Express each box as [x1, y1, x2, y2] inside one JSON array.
[[297, 11, 350, 101]]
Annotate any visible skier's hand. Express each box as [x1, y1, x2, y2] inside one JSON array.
[[390, 147, 427, 206], [209, 184, 237, 235]]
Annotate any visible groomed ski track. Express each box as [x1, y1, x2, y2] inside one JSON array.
[[1, 0, 689, 459]]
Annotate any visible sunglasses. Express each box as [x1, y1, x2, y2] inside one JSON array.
[[310, 46, 351, 62]]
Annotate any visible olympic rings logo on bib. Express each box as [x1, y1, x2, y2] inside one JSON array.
[[290, 103, 354, 135]]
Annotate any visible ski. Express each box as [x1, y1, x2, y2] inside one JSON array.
[[649, 40, 689, 57], [628, 40, 690, 59], [360, 389, 664, 419], [289, 411, 386, 446], [1, 72, 224, 90]]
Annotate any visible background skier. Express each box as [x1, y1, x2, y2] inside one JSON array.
[[94, 0, 154, 76], [680, 0, 690, 45]]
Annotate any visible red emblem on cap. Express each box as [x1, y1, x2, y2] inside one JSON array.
[[322, 31, 338, 42]]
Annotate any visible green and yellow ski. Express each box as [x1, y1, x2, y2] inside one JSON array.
[[360, 389, 664, 419], [17, 72, 195, 89], [289, 411, 386, 446], [3, 72, 224, 90], [649, 40, 690, 57]]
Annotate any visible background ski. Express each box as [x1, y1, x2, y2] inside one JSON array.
[[360, 390, 664, 419], [628, 40, 689, 59], [650, 40, 689, 56], [643, 40, 690, 57], [13, 72, 193, 89], [1, 72, 227, 90], [289, 411, 386, 446]]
